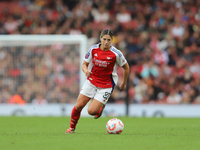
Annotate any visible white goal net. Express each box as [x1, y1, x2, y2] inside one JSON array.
[[0, 35, 87, 104]]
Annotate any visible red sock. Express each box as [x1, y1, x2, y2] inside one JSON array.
[[96, 106, 103, 116], [70, 107, 81, 129]]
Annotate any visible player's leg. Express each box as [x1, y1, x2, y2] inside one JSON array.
[[65, 94, 91, 133], [66, 80, 95, 133], [75, 93, 91, 111], [88, 87, 113, 119], [88, 99, 104, 116], [94, 103, 105, 119]]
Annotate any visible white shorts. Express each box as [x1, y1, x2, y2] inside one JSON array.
[[80, 80, 114, 105]]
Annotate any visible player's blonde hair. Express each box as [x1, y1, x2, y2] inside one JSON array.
[[100, 29, 113, 39]]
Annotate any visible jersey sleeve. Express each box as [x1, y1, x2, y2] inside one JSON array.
[[116, 50, 127, 67], [84, 46, 93, 63]]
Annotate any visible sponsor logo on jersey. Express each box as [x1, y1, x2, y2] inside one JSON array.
[[89, 77, 93, 80], [107, 57, 112, 60], [94, 53, 97, 57], [94, 58, 110, 67]]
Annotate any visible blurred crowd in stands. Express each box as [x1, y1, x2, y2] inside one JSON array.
[[0, 44, 80, 104], [0, 0, 200, 104]]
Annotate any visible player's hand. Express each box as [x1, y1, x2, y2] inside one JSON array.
[[119, 84, 126, 91], [85, 70, 92, 77]]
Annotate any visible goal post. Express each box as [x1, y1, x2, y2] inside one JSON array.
[[0, 35, 87, 103]]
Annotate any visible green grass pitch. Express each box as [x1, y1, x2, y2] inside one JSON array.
[[0, 117, 200, 150]]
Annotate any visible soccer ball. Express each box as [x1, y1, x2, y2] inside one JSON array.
[[106, 118, 124, 134]]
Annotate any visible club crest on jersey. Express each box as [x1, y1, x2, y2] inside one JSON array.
[[94, 53, 97, 57], [107, 57, 112, 60]]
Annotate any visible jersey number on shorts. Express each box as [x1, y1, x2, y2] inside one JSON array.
[[103, 92, 111, 100]]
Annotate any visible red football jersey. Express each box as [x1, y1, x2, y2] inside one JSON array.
[[84, 44, 127, 88]]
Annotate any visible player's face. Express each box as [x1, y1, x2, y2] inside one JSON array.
[[100, 35, 112, 51]]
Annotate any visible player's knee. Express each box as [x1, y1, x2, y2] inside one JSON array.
[[88, 108, 97, 115]]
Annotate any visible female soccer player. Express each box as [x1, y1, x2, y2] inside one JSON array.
[[65, 29, 130, 133]]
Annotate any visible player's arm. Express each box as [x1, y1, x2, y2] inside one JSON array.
[[82, 60, 92, 77], [119, 62, 130, 91]]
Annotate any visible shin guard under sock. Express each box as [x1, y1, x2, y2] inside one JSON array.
[[70, 106, 81, 129]]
